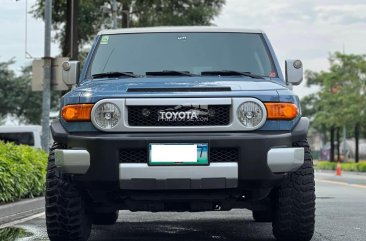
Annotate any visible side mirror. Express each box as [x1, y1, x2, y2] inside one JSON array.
[[285, 59, 303, 85], [62, 61, 80, 86]]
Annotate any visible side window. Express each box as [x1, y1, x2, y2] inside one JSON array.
[[0, 132, 35, 146]]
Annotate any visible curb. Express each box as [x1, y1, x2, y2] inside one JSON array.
[[0, 197, 45, 226]]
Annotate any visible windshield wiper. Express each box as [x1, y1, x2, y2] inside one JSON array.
[[92, 71, 138, 79], [146, 70, 198, 77], [201, 70, 264, 79]]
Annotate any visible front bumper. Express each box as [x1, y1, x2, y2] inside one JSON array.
[[52, 117, 309, 191]]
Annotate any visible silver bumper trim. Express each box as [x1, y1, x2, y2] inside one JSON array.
[[119, 162, 238, 180], [267, 147, 304, 173], [54, 149, 90, 174]]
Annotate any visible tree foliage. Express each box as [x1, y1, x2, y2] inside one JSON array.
[[32, 0, 225, 57], [0, 61, 60, 124], [303, 52, 366, 132]]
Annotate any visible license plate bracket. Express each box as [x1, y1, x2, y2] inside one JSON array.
[[149, 143, 208, 166]]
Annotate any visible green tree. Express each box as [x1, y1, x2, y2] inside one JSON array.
[[32, 0, 225, 59], [0, 61, 60, 124], [304, 52, 366, 162], [0, 61, 17, 120]]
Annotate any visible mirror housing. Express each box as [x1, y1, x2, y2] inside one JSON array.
[[285, 59, 303, 85], [62, 61, 80, 86]]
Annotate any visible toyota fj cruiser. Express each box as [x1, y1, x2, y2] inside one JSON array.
[[46, 27, 315, 241]]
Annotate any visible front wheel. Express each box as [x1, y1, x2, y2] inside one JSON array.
[[45, 143, 92, 241], [272, 139, 315, 241]]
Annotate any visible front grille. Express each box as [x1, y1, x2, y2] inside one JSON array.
[[119, 149, 147, 163], [127, 105, 230, 126], [209, 148, 239, 163], [119, 148, 239, 163]]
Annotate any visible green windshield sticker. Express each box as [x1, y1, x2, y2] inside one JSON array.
[[100, 36, 109, 45]]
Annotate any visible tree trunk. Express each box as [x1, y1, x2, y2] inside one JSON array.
[[321, 125, 328, 150], [63, 0, 79, 60], [330, 127, 335, 162], [72, 0, 79, 60], [63, 0, 72, 57], [355, 123, 360, 163], [121, 3, 130, 28], [336, 127, 340, 162]]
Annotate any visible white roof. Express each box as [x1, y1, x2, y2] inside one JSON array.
[[98, 26, 264, 35], [0, 125, 42, 133]]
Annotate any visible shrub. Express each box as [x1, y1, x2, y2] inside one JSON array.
[[356, 162, 366, 172], [315, 161, 366, 172], [0, 141, 48, 203], [315, 161, 336, 170]]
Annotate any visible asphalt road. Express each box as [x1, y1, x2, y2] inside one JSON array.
[[1, 172, 366, 241]]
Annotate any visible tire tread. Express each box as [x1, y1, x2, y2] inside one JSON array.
[[46, 143, 91, 241], [272, 139, 316, 241]]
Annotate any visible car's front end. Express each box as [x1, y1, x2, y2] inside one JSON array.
[[52, 76, 307, 210], [46, 27, 315, 241]]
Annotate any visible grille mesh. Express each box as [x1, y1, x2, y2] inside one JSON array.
[[127, 105, 230, 126], [209, 148, 239, 162], [119, 148, 239, 163], [119, 149, 147, 163]]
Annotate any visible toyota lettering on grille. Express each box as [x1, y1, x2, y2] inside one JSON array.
[[156, 105, 210, 122]]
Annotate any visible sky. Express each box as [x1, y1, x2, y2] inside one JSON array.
[[0, 0, 58, 67], [1, 0, 366, 98]]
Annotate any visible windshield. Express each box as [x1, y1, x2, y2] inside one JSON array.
[[89, 32, 277, 78]]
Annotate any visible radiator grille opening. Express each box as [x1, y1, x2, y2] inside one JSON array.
[[119, 149, 147, 163], [128, 105, 230, 126], [209, 148, 239, 163]]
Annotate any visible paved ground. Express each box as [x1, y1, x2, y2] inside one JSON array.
[[0, 197, 44, 226], [1, 172, 365, 241]]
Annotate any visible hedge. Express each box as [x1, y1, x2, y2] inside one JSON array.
[[315, 161, 366, 172], [0, 141, 48, 203]]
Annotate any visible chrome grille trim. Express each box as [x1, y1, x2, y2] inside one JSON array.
[[91, 98, 267, 132]]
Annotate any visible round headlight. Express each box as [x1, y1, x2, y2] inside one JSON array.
[[94, 102, 120, 129], [237, 101, 265, 129]]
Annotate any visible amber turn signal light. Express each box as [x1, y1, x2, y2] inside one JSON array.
[[61, 104, 94, 122], [265, 102, 298, 120]]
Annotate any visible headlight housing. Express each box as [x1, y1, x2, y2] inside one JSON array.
[[93, 102, 121, 129], [237, 101, 266, 129]]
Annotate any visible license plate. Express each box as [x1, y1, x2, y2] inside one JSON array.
[[149, 143, 208, 165]]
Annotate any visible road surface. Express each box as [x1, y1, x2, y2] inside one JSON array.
[[1, 172, 365, 241]]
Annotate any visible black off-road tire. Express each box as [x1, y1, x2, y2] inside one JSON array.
[[46, 143, 92, 241], [92, 211, 119, 225], [252, 210, 273, 222], [272, 139, 315, 241]]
